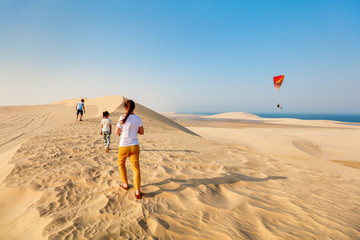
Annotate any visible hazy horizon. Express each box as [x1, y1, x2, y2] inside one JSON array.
[[1, 1, 359, 114], [2, 95, 360, 115]]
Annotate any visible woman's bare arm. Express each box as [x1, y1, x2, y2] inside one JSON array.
[[115, 126, 121, 136], [138, 126, 144, 135]]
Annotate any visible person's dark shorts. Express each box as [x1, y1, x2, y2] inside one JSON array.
[[77, 110, 83, 116]]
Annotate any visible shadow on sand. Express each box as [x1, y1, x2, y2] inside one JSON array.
[[142, 149, 199, 153], [142, 172, 287, 197]]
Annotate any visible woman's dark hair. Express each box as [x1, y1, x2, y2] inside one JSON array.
[[122, 99, 135, 124], [103, 111, 109, 118]]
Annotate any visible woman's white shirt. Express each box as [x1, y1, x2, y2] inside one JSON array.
[[117, 114, 143, 147]]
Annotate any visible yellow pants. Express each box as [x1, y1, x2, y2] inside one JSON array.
[[118, 145, 141, 190]]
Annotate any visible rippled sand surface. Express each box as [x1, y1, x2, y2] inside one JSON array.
[[0, 97, 359, 239]]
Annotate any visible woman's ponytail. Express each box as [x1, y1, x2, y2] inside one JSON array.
[[122, 99, 135, 124]]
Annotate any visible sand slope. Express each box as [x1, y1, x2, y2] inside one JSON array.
[[52, 95, 124, 117], [1, 101, 360, 239], [0, 96, 123, 239]]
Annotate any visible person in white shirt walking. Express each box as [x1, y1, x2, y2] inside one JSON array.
[[116, 99, 144, 199], [100, 111, 112, 152], [76, 99, 86, 121]]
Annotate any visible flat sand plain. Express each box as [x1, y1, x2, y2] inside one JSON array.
[[0, 99, 359, 239]]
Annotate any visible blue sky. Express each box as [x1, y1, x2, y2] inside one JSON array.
[[1, 0, 359, 113]]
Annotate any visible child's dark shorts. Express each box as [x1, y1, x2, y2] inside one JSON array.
[[77, 110, 83, 116]]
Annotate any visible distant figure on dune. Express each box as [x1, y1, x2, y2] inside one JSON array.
[[116, 99, 144, 199], [100, 111, 112, 152], [76, 99, 86, 121]]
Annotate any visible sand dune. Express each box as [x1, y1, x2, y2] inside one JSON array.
[[52, 95, 124, 117], [0, 96, 125, 239], [207, 112, 261, 120], [1, 101, 360, 239]]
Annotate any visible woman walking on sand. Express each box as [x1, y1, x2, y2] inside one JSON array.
[[116, 100, 144, 199]]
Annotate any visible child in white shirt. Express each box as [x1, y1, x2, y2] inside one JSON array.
[[100, 111, 112, 152]]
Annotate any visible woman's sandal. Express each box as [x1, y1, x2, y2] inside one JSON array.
[[135, 191, 142, 199], [120, 183, 129, 190]]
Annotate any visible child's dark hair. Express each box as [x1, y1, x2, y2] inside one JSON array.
[[81, 99, 85, 102], [103, 111, 109, 118], [122, 100, 135, 124]]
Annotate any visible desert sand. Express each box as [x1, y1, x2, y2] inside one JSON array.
[[1, 98, 359, 239]]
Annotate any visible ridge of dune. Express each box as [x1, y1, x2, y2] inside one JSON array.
[[202, 111, 347, 128], [0, 95, 194, 155], [207, 112, 261, 120], [131, 101, 198, 136], [0, 94, 196, 164], [166, 111, 351, 129], [52, 95, 197, 136], [52, 95, 124, 117]]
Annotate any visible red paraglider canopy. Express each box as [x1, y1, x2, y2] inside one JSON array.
[[273, 75, 285, 90]]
